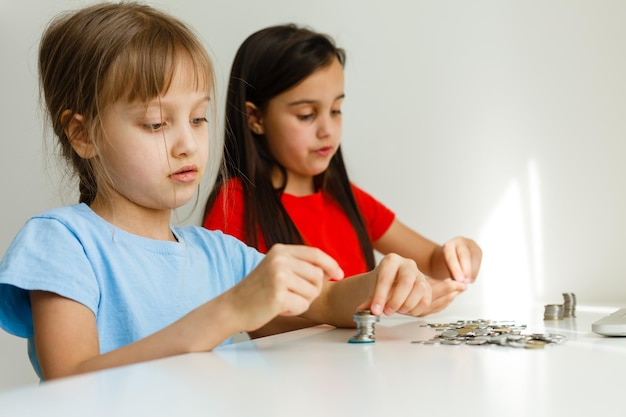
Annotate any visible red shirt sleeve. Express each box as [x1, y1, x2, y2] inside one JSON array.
[[350, 184, 395, 241]]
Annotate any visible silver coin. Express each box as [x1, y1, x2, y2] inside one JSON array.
[[466, 339, 488, 345], [441, 339, 463, 345], [441, 330, 459, 338]]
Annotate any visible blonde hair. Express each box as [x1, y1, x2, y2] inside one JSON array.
[[39, 2, 214, 205]]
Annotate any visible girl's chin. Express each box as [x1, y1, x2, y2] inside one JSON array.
[[167, 191, 196, 210], [313, 159, 333, 174]]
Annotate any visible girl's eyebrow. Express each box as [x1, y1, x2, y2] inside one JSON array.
[[149, 95, 211, 108], [126, 95, 211, 113], [287, 94, 345, 107]]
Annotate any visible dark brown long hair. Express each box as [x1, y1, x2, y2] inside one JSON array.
[[204, 24, 375, 270]]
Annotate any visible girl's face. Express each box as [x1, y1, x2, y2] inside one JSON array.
[[94, 59, 210, 223], [259, 57, 344, 194]]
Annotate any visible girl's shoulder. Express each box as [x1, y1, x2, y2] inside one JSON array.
[[348, 182, 395, 223], [31, 203, 88, 217], [26, 203, 100, 230], [349, 182, 378, 203]]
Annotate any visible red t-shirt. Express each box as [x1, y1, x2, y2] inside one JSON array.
[[203, 178, 395, 277]]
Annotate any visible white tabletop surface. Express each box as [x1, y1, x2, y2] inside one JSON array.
[[0, 305, 624, 417]]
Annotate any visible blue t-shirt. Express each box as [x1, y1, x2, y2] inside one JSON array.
[[0, 204, 264, 379]]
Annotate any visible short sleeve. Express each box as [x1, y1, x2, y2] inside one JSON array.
[[351, 184, 395, 242], [0, 217, 100, 338]]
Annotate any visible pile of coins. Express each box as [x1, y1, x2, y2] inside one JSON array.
[[412, 319, 567, 349]]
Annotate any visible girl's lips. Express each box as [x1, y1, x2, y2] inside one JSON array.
[[315, 146, 333, 157], [170, 165, 198, 184]]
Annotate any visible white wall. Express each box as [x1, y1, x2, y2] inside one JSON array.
[[2, 0, 625, 390]]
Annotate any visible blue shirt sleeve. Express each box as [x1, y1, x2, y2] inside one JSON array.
[[0, 216, 100, 338]]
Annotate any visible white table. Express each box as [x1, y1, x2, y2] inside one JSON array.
[[0, 305, 624, 417]]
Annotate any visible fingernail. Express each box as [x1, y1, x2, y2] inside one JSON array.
[[329, 268, 345, 282], [383, 306, 395, 316]]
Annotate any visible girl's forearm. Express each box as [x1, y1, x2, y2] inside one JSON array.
[[428, 245, 453, 279], [303, 273, 373, 328], [50, 296, 240, 380]]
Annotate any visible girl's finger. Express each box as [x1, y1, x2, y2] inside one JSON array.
[[286, 244, 345, 282]]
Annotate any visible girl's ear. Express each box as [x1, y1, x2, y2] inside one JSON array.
[[62, 110, 97, 159], [245, 101, 264, 135]]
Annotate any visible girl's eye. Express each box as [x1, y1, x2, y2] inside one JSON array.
[[331, 109, 342, 116], [297, 114, 314, 121], [144, 122, 165, 132], [191, 117, 208, 126]]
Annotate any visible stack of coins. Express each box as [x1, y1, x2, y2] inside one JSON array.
[[544, 304, 564, 320], [562, 293, 576, 318], [348, 310, 380, 344]]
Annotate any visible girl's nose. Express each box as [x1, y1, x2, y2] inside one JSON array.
[[171, 123, 198, 156], [317, 115, 333, 138]]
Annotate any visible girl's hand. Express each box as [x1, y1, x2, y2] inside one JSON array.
[[357, 253, 432, 317], [421, 277, 467, 315], [228, 244, 343, 332], [441, 237, 482, 283]]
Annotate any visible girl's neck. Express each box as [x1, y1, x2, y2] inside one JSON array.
[[272, 168, 315, 197], [90, 195, 176, 242]]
